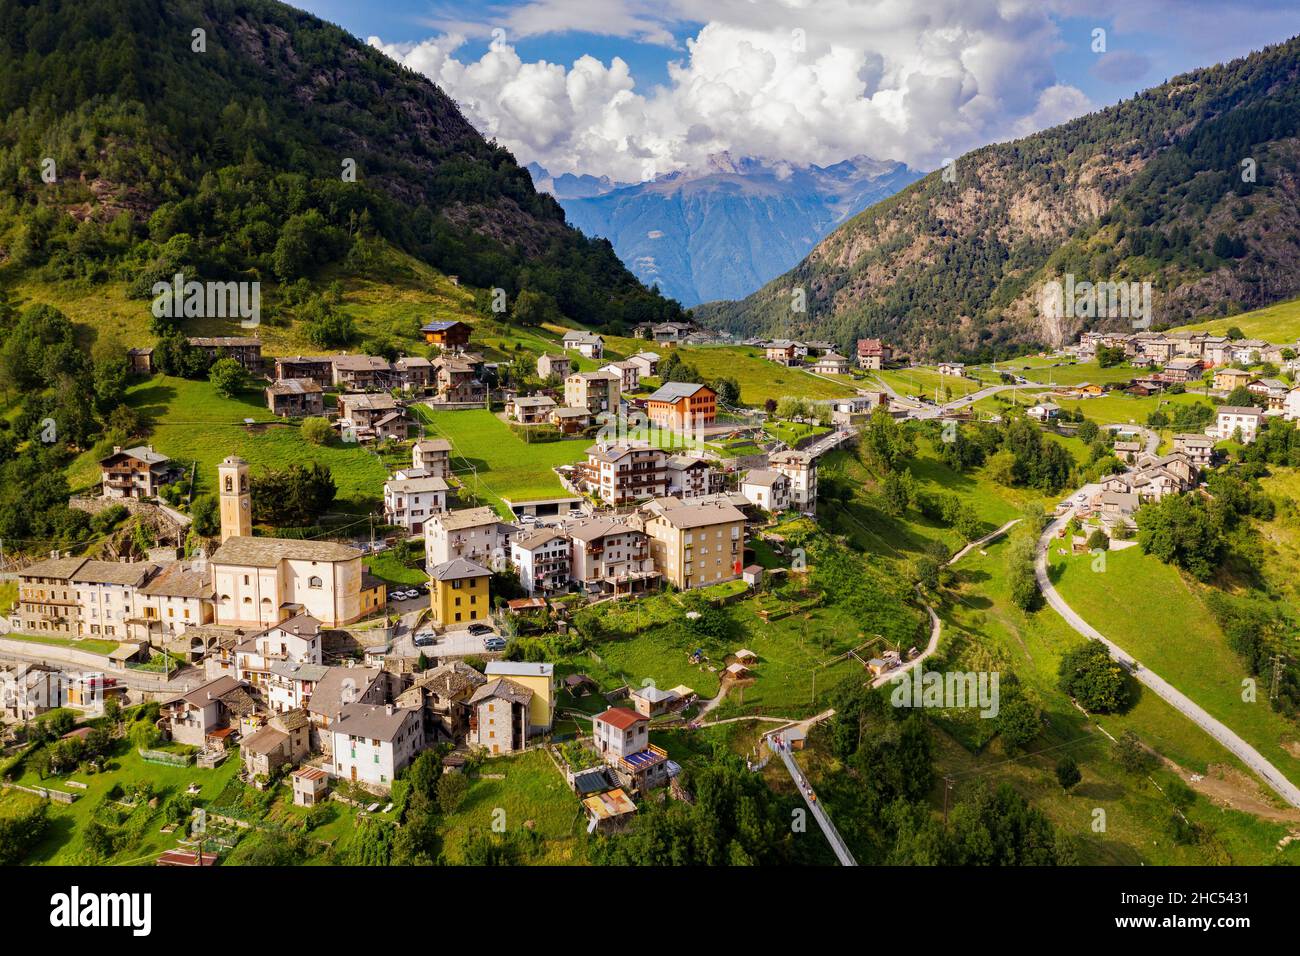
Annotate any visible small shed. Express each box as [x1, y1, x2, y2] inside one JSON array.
[[734, 649, 759, 664], [291, 766, 329, 807], [742, 565, 764, 586], [563, 673, 598, 698], [583, 787, 637, 832]]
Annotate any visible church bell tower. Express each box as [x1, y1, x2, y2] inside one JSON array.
[[218, 455, 252, 542]]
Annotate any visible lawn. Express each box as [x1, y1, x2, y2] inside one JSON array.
[[872, 366, 991, 400], [1255, 468, 1300, 605], [364, 545, 428, 587], [66, 375, 391, 511], [674, 345, 858, 405], [817, 437, 1054, 563], [438, 750, 586, 865], [1048, 545, 1300, 793], [2, 633, 121, 655], [1181, 294, 1300, 342], [11, 241, 478, 358], [4, 735, 244, 865], [410, 407, 588, 514], [1043, 390, 1210, 427], [763, 420, 830, 448], [979, 358, 1143, 388], [564, 576, 911, 721]]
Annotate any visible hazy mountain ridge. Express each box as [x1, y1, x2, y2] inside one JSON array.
[[530, 154, 921, 306]]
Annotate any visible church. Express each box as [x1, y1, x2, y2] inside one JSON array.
[[209, 456, 367, 628]]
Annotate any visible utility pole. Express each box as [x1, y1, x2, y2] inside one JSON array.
[[942, 775, 954, 825], [1270, 653, 1286, 701]]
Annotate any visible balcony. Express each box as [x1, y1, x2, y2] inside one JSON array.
[[619, 743, 668, 775]]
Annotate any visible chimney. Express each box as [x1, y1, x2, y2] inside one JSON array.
[[385, 704, 394, 716], [113, 446, 122, 455]]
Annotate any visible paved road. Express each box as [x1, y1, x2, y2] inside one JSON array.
[[801, 426, 857, 459], [1035, 511, 1300, 808]]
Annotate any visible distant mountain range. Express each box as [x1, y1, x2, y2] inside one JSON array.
[[528, 154, 921, 307]]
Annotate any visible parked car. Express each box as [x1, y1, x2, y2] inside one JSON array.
[[483, 637, 507, 652], [413, 633, 436, 647], [467, 623, 494, 636]]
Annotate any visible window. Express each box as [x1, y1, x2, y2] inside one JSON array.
[[308, 576, 323, 588]]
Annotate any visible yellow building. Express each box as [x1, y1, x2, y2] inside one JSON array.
[[485, 661, 555, 733], [429, 557, 491, 628]]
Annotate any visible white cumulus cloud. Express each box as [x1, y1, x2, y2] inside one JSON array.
[[368, 0, 1095, 179]]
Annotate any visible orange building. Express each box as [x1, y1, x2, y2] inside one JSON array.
[[645, 382, 717, 430]]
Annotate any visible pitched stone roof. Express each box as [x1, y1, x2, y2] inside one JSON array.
[[139, 562, 215, 599], [70, 560, 157, 588], [332, 702, 418, 742], [430, 506, 505, 532], [306, 666, 383, 721], [429, 557, 491, 582], [210, 536, 361, 567], [469, 676, 533, 706]]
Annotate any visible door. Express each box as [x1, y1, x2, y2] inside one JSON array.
[[350, 765, 357, 782]]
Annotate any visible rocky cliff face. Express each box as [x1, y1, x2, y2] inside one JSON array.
[[697, 36, 1300, 359]]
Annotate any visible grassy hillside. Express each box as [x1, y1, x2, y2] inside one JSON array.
[[1180, 294, 1300, 341], [1049, 545, 1300, 789], [66, 375, 391, 512], [808, 425, 1300, 863]]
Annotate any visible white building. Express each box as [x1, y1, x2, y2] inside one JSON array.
[[235, 613, 324, 691], [741, 469, 791, 512], [583, 444, 669, 505], [665, 455, 711, 499], [1212, 405, 1265, 443], [599, 361, 640, 392], [424, 506, 515, 570], [562, 330, 605, 359], [510, 528, 571, 596], [265, 661, 330, 716], [69, 560, 156, 640], [626, 352, 659, 378], [212, 456, 366, 628], [330, 702, 424, 791], [412, 439, 452, 478], [383, 475, 449, 534], [567, 518, 658, 595], [1284, 387, 1300, 422], [769, 449, 818, 512]]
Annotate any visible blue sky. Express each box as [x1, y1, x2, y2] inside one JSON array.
[[295, 1, 1298, 179]]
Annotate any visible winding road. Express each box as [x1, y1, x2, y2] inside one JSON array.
[[1034, 511, 1300, 808]]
